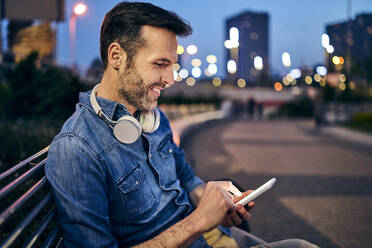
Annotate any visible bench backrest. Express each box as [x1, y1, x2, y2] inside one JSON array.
[[0, 147, 62, 248]]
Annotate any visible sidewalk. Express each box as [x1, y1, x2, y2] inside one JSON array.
[[319, 125, 372, 147]]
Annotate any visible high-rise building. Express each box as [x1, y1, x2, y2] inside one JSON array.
[[326, 13, 372, 73], [225, 11, 269, 86]]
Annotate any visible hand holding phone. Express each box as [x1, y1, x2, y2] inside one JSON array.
[[235, 178, 276, 206]]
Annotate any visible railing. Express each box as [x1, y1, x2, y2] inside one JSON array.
[[0, 147, 62, 248]]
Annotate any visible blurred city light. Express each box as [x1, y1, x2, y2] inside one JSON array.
[[349, 81, 356, 90], [254, 56, 263, 70], [321, 34, 330, 48], [314, 74, 321, 82], [274, 82, 283, 92], [231, 40, 239, 48], [204, 68, 212, 77], [237, 78, 246, 88], [172, 63, 180, 71], [286, 73, 294, 82], [305, 75, 313, 84], [332, 56, 341, 65], [290, 68, 301, 79], [227, 60, 237, 73], [291, 79, 297, 86], [177, 45, 184, 55], [179, 69, 189, 79], [339, 56, 345, 64], [292, 86, 301, 95], [186, 77, 195, 86], [282, 52, 291, 67], [191, 67, 201, 78], [207, 63, 218, 75], [186, 45, 198, 55], [175, 74, 182, 82], [224, 40, 233, 49], [326, 45, 334, 54], [230, 27, 239, 41], [339, 82, 346, 90], [340, 74, 346, 82], [282, 76, 290, 86], [74, 2, 87, 16], [212, 77, 222, 87], [319, 78, 326, 87], [173, 70, 178, 81], [206, 55, 217, 64], [191, 58, 202, 67], [316, 66, 327, 76]]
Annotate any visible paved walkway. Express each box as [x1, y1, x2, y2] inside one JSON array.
[[182, 119, 372, 248]]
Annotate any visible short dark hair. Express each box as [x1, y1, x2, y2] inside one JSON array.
[[100, 1, 193, 70]]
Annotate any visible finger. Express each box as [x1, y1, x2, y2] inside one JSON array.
[[230, 210, 242, 225], [236, 204, 251, 221], [247, 201, 255, 209]]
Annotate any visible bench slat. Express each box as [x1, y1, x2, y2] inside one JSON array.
[[0, 159, 46, 202], [0, 147, 48, 182], [40, 225, 60, 248], [0, 193, 52, 248], [21, 207, 56, 248], [0, 177, 48, 226]]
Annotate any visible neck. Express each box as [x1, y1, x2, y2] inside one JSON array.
[[98, 69, 137, 115]]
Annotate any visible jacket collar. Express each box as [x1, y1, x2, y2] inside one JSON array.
[[79, 90, 132, 121]]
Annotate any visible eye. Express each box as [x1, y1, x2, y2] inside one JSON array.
[[154, 62, 165, 67]]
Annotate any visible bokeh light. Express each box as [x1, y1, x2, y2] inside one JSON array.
[[206, 55, 217, 64], [305, 76, 313, 84], [254, 56, 263, 70], [282, 52, 291, 67], [191, 67, 201, 78], [274, 82, 283, 91], [227, 60, 237, 74], [314, 74, 321, 82], [207, 63, 218, 75], [179, 69, 189, 79], [191, 58, 202, 67], [186, 77, 195, 86], [237, 78, 246, 88], [186, 45, 198, 55], [172, 63, 180, 71], [212, 77, 222, 87], [316, 66, 327, 76], [177, 45, 184, 55], [74, 3, 87, 15]]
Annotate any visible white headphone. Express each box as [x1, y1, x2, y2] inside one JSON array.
[[90, 84, 160, 144]]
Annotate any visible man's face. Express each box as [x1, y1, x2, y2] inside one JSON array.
[[117, 25, 178, 111]]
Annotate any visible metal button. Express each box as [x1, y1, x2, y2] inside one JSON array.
[[169, 148, 173, 153], [149, 153, 152, 158], [135, 181, 139, 185]]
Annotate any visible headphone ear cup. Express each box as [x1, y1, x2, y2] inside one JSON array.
[[113, 116, 142, 144], [140, 109, 160, 133]]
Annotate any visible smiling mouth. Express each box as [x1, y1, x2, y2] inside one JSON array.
[[149, 83, 166, 97]]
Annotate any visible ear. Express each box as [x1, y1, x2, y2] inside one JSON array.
[[107, 42, 127, 70]]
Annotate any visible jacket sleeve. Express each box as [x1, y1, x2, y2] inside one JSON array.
[[45, 135, 117, 248]]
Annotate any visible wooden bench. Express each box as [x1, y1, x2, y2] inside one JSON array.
[[0, 147, 62, 248]]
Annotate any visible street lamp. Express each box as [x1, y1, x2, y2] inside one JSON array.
[[69, 2, 87, 67]]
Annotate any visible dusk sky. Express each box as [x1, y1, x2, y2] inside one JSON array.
[[57, 0, 372, 78]]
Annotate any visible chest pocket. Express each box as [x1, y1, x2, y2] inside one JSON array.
[[157, 136, 177, 187], [117, 164, 157, 224]]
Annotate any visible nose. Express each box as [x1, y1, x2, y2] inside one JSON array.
[[161, 66, 175, 86]]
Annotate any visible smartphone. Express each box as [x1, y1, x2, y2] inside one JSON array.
[[235, 178, 276, 206]]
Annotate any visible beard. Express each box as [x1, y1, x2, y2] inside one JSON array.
[[117, 67, 162, 111]]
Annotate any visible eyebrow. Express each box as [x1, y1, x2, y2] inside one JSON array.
[[155, 58, 177, 63]]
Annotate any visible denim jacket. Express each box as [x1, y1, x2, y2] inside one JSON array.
[[45, 91, 224, 247]]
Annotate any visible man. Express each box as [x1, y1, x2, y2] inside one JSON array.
[[46, 2, 318, 247]]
